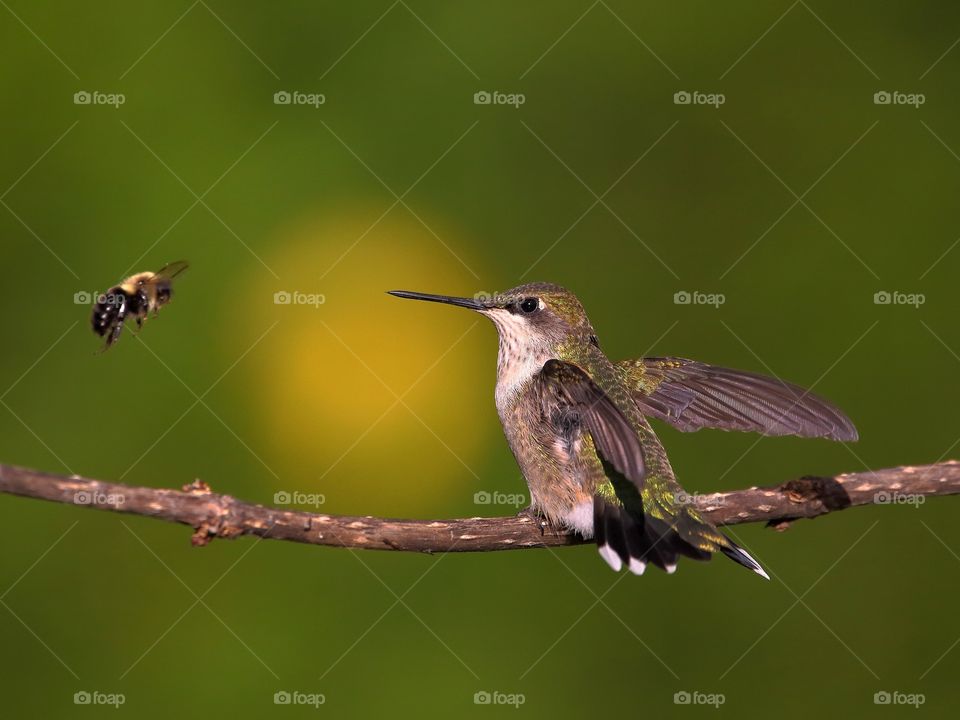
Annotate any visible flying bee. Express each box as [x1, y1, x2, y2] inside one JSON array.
[[91, 260, 189, 351]]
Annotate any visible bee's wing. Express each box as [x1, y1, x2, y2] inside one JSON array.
[[536, 359, 647, 488], [154, 260, 189, 281], [618, 357, 858, 441]]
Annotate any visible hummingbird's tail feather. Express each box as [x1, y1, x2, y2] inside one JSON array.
[[656, 501, 772, 580], [719, 542, 770, 580], [593, 497, 711, 576], [593, 496, 769, 579]]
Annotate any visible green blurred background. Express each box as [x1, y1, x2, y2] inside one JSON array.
[[2, 1, 959, 716]]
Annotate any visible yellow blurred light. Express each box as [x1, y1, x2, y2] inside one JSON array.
[[232, 207, 498, 515]]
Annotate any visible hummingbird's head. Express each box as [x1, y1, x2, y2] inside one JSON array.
[[387, 283, 598, 353]]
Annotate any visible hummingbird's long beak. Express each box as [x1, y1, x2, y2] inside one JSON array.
[[387, 290, 484, 310]]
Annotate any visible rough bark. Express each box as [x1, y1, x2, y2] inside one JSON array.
[[0, 461, 956, 551]]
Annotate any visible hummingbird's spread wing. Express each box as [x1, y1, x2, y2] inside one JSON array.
[[536, 359, 646, 488], [617, 357, 858, 441]]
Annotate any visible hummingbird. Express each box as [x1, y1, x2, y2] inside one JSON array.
[[388, 284, 857, 579]]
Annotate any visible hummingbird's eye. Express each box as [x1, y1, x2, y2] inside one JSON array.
[[519, 297, 539, 314]]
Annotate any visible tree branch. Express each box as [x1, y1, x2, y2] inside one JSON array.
[[1, 461, 958, 552]]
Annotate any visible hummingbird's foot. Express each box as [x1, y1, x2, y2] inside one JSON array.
[[517, 506, 547, 536]]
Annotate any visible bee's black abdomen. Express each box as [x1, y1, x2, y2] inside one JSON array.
[[91, 288, 125, 336]]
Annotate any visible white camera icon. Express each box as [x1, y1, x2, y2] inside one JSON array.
[[73, 91, 91, 105], [473, 91, 491, 105], [673, 91, 691, 105], [273, 91, 292, 105]]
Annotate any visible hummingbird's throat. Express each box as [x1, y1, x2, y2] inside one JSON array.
[[486, 310, 550, 410]]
